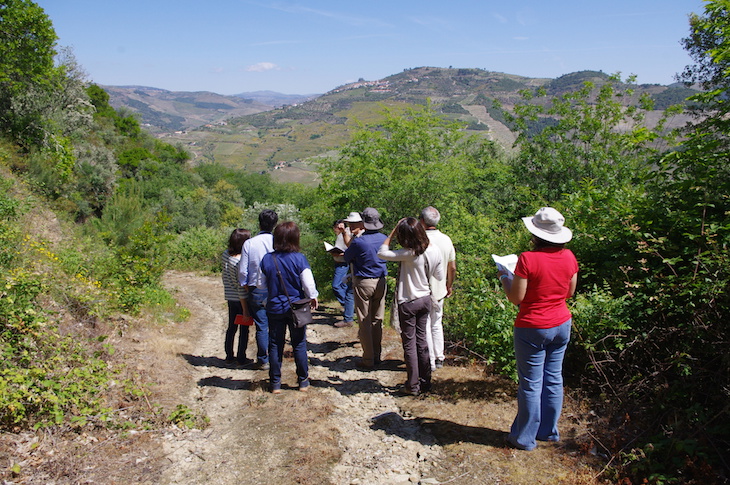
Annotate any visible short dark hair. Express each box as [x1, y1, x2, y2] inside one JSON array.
[[395, 217, 430, 256], [259, 209, 278, 232], [531, 234, 566, 249], [273, 221, 300, 253], [228, 228, 251, 255]]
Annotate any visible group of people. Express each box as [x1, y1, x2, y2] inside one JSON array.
[[220, 205, 578, 452], [327, 206, 456, 396], [222, 209, 317, 393]]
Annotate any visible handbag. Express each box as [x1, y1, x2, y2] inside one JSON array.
[[272, 254, 313, 328]]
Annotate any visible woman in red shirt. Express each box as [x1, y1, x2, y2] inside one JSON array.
[[499, 207, 578, 451]]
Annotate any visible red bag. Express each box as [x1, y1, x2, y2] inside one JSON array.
[[234, 314, 254, 326]]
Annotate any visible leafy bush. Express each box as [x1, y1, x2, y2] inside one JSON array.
[[168, 225, 225, 272], [0, 199, 114, 428], [445, 254, 518, 376], [0, 177, 21, 267]]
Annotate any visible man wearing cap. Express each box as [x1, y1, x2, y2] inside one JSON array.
[[238, 209, 278, 370], [343, 208, 388, 369], [330, 216, 357, 328], [419, 206, 456, 371]]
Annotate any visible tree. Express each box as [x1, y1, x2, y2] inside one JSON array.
[[505, 74, 679, 202], [0, 0, 58, 142], [309, 104, 509, 231], [563, 5, 730, 481], [680, 0, 730, 138]]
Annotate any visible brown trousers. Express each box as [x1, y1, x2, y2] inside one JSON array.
[[353, 276, 386, 366]]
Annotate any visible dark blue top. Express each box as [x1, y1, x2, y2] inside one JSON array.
[[260, 251, 311, 314], [344, 230, 388, 278]]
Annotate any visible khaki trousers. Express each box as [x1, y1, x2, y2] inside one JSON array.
[[353, 276, 386, 366]]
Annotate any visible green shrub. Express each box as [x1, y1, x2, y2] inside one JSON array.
[[0, 270, 114, 429], [445, 254, 518, 376], [168, 225, 225, 272]]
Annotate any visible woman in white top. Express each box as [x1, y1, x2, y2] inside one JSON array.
[[378, 217, 443, 395]]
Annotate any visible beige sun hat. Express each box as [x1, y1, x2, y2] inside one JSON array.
[[522, 207, 572, 244], [343, 211, 363, 223]]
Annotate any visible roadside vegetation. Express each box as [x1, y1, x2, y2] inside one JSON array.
[[1, 0, 728, 483]]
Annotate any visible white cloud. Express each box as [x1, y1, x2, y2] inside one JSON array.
[[245, 62, 280, 72]]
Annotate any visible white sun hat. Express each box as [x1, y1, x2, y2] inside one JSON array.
[[343, 211, 363, 223], [522, 207, 573, 244]]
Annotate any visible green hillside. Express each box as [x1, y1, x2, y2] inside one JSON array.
[[164, 67, 695, 183]]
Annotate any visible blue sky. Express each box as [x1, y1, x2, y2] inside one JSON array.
[[36, 0, 704, 95]]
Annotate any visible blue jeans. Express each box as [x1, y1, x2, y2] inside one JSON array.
[[332, 263, 354, 322], [247, 288, 269, 365], [508, 319, 571, 451], [267, 312, 309, 390]]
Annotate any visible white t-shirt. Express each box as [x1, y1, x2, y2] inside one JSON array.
[[377, 244, 444, 304], [426, 229, 456, 300]]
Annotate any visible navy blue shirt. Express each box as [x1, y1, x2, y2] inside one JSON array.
[[260, 251, 314, 314], [344, 230, 388, 278]]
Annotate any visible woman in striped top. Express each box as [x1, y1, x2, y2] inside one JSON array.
[[222, 228, 253, 365]]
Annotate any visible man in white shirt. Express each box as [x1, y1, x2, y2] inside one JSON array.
[[420, 206, 456, 371], [239, 209, 278, 369]]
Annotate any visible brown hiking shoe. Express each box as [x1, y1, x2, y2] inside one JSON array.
[[333, 320, 354, 328]]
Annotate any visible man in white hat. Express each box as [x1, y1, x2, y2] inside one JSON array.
[[343, 208, 388, 369]]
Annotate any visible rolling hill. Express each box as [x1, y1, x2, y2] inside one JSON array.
[[107, 68, 696, 184], [101, 86, 316, 134]]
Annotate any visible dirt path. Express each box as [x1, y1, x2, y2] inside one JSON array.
[[152, 271, 601, 485]]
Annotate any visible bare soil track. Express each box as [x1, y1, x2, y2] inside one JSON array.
[[1, 270, 606, 484]]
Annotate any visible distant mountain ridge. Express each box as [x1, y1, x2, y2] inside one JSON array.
[[101, 86, 317, 133], [233, 90, 319, 107]]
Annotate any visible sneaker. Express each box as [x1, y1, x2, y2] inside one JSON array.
[[256, 362, 270, 370], [334, 320, 354, 328], [237, 357, 254, 367], [435, 359, 444, 369], [394, 386, 419, 397]]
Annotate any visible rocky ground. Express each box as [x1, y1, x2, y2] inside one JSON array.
[[1, 270, 606, 484]]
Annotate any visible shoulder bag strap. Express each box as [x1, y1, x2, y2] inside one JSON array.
[[271, 254, 292, 304]]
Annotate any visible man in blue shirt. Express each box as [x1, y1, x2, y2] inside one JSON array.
[[238, 209, 278, 369], [343, 208, 388, 369]]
